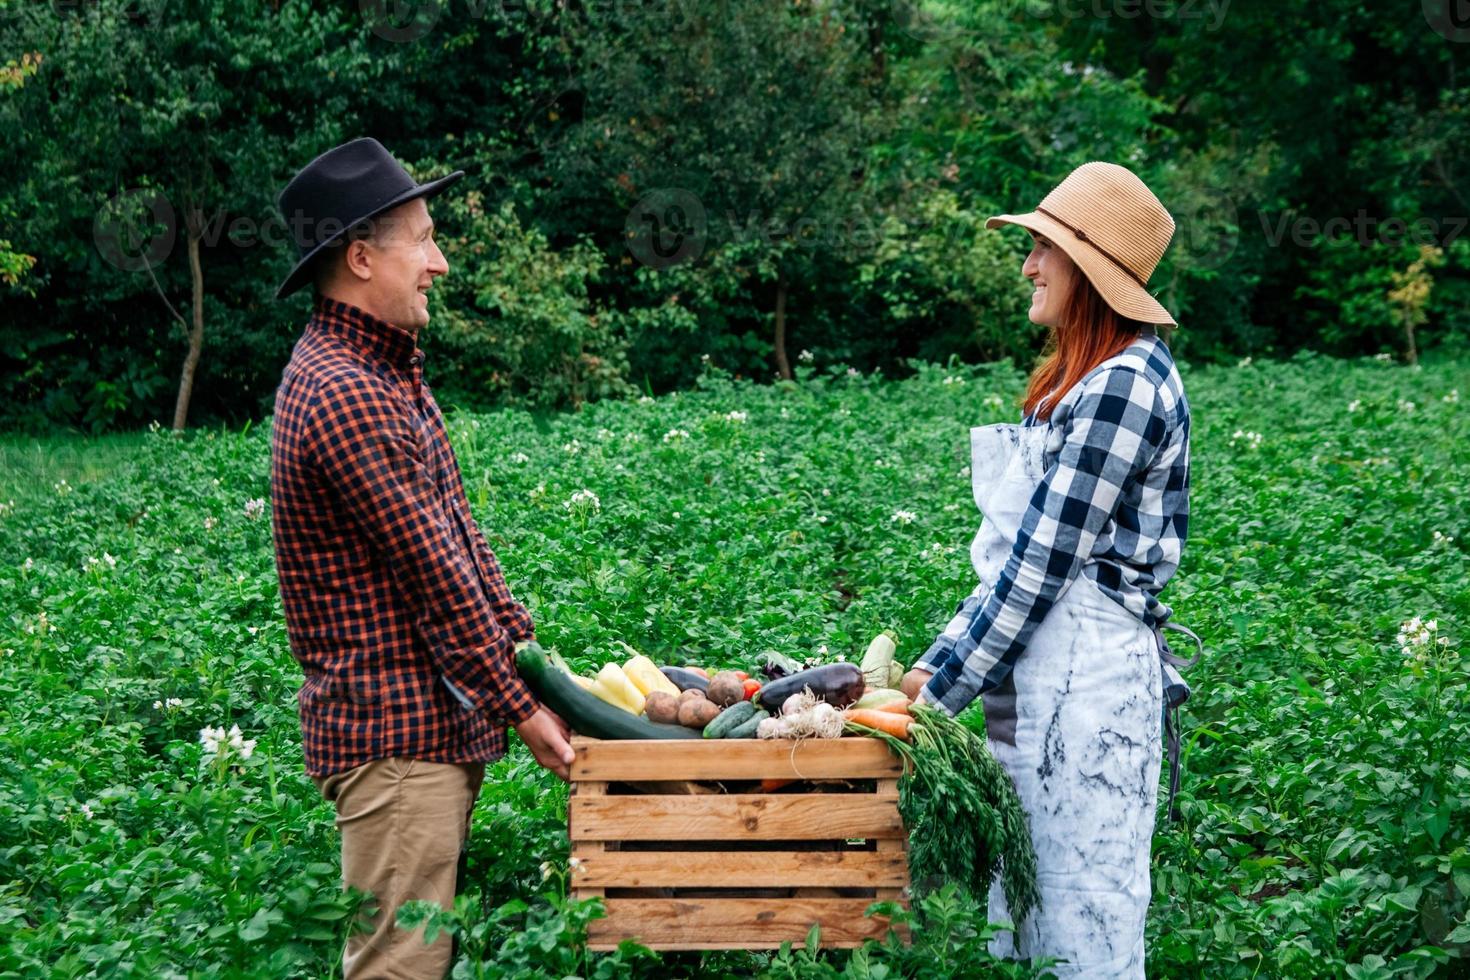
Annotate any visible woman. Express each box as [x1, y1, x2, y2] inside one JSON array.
[[901, 161, 1195, 977]]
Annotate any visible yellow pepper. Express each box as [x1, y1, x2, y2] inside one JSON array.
[[588, 662, 645, 715], [621, 654, 682, 698]]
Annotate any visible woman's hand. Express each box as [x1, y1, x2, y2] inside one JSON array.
[[900, 668, 933, 701]]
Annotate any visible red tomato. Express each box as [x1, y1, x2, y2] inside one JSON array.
[[733, 670, 750, 681], [741, 678, 762, 700]]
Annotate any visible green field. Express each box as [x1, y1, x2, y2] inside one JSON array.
[[1, 353, 1467, 978]]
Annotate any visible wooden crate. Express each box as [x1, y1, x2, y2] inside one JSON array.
[[568, 735, 910, 951]]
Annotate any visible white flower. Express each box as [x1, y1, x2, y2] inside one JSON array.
[[798, 349, 814, 364], [530, 482, 547, 501], [755, 451, 767, 464], [1237, 356, 1253, 368], [820, 487, 830, 497], [1347, 399, 1361, 413], [959, 465, 971, 478], [565, 489, 601, 513], [942, 375, 965, 386], [724, 410, 748, 423], [1445, 389, 1460, 404], [816, 515, 828, 524], [1397, 399, 1416, 414], [243, 498, 266, 520], [818, 645, 829, 656], [671, 511, 681, 519], [983, 394, 1006, 410], [1374, 353, 1394, 364], [846, 367, 861, 378], [83, 553, 117, 573], [562, 439, 583, 455], [891, 510, 917, 525], [540, 861, 555, 880], [597, 428, 614, 441], [662, 428, 691, 443], [1230, 430, 1264, 450], [79, 802, 95, 820], [638, 395, 655, 405], [199, 725, 225, 755], [203, 516, 218, 531], [54, 479, 72, 495], [1433, 530, 1455, 547], [510, 451, 530, 464], [154, 697, 183, 712], [22, 557, 33, 573], [700, 354, 711, 365]]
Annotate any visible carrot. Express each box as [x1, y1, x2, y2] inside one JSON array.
[[873, 698, 912, 715], [843, 709, 915, 741]]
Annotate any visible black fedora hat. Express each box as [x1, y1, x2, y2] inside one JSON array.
[[274, 137, 464, 300]]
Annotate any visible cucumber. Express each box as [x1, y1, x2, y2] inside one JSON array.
[[703, 700, 757, 739], [516, 643, 701, 740], [726, 709, 768, 739]]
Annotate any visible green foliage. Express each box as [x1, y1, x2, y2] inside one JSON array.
[[432, 197, 636, 408], [1, 309, 1467, 975], [5, 0, 1465, 429]]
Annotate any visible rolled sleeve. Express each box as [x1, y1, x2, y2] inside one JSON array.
[[923, 367, 1168, 715], [307, 377, 538, 725]]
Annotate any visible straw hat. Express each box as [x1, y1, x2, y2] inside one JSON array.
[[986, 161, 1177, 326]]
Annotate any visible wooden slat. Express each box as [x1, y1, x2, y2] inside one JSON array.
[[570, 794, 904, 841], [873, 779, 905, 901], [570, 781, 606, 899], [586, 898, 901, 950], [570, 845, 908, 888], [571, 736, 903, 782]]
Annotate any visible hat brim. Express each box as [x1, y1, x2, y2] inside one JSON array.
[[986, 211, 1176, 326], [274, 170, 465, 300]]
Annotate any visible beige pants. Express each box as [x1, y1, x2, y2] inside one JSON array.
[[314, 758, 486, 980]]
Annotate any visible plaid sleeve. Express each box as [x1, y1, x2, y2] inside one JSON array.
[[913, 584, 988, 674], [306, 376, 539, 725], [920, 367, 1169, 716], [465, 515, 536, 643]]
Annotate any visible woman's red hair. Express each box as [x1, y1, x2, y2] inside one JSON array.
[[1020, 272, 1171, 422]]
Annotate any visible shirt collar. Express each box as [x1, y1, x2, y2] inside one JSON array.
[[310, 295, 421, 370]]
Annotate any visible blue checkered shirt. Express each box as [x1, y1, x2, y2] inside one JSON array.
[[917, 332, 1191, 716]]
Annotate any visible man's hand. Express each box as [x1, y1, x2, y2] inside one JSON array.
[[900, 668, 933, 702], [513, 707, 576, 782]]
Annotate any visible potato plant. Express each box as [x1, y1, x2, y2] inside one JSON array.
[[0, 352, 1465, 977]]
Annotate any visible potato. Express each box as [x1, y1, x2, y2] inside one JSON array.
[[677, 688, 707, 706], [644, 691, 679, 725], [707, 671, 746, 707], [678, 696, 721, 729]]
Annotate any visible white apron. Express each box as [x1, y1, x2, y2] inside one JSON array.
[[963, 420, 1163, 977]]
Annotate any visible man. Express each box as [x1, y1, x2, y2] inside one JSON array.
[[269, 137, 574, 979]]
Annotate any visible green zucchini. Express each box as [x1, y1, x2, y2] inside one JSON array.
[[727, 709, 768, 739], [703, 700, 757, 739], [516, 643, 700, 740]]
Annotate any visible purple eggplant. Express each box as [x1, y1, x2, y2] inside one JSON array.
[[755, 662, 865, 714], [660, 666, 710, 694]]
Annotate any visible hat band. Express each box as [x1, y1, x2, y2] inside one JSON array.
[[1036, 207, 1148, 288]]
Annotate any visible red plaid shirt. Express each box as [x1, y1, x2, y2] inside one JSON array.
[[270, 296, 539, 778]]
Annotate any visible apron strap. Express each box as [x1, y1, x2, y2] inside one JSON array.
[[1154, 619, 1205, 823]]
